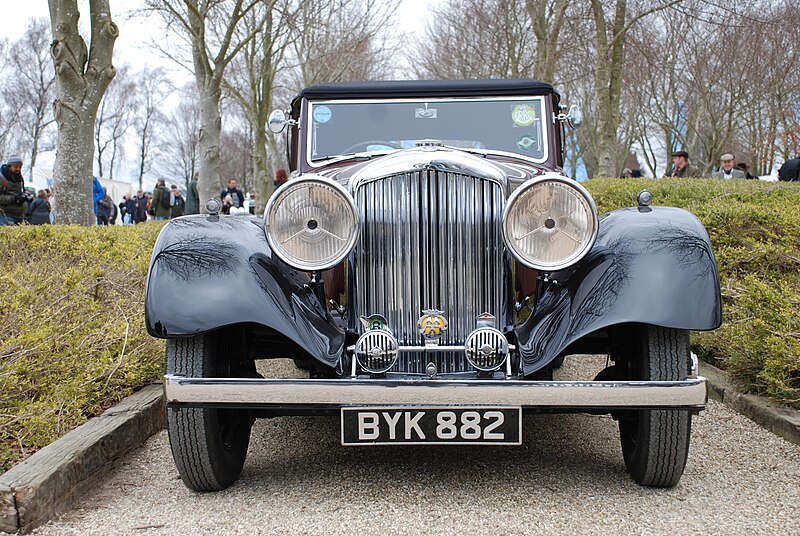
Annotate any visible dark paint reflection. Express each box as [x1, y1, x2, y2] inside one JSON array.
[[516, 207, 721, 376]]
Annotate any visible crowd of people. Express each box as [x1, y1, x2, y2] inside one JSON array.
[[3, 152, 800, 226]]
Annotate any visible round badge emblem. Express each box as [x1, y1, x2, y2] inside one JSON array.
[[313, 105, 332, 124], [417, 309, 449, 339], [511, 104, 536, 127]]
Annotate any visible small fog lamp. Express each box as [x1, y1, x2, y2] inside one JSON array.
[[637, 190, 653, 207]]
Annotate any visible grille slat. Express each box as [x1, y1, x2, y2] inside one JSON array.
[[356, 169, 505, 374]]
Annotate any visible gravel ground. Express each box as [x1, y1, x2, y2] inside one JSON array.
[[35, 357, 800, 536]]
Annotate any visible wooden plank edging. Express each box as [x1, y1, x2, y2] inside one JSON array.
[[0, 384, 164, 534]]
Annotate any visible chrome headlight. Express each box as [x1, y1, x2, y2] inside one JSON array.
[[265, 175, 359, 271], [502, 174, 598, 271]]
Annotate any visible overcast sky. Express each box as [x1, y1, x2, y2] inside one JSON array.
[[5, 1, 434, 75]]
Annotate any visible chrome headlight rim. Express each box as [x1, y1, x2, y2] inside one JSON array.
[[502, 173, 599, 272], [264, 174, 359, 272]]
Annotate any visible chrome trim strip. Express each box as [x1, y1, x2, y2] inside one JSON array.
[[164, 375, 708, 409]]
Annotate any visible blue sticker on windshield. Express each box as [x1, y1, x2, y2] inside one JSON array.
[[313, 106, 332, 123]]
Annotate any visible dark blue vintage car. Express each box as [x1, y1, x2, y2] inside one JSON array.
[[146, 79, 721, 491]]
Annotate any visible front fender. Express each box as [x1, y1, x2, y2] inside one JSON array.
[[145, 215, 344, 367], [515, 206, 721, 375]]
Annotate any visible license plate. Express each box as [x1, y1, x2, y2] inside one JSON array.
[[341, 406, 522, 446]]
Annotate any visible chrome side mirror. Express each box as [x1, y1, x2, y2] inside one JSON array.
[[566, 105, 583, 129], [268, 109, 290, 134]]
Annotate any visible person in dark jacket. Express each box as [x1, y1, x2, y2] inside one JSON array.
[[97, 187, 113, 225], [664, 150, 701, 177], [0, 155, 28, 225], [220, 178, 245, 208], [185, 173, 200, 215], [778, 157, 800, 182], [123, 194, 137, 224], [26, 190, 51, 225], [134, 190, 148, 223], [149, 178, 171, 220], [170, 184, 185, 218]]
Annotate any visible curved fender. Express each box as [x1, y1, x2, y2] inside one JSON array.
[[515, 206, 721, 375], [145, 215, 344, 367]]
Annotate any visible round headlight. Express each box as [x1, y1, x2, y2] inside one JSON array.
[[265, 175, 359, 271], [502, 174, 598, 271]]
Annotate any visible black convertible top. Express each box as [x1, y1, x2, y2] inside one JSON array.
[[295, 79, 557, 101]]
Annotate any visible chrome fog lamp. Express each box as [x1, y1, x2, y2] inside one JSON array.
[[265, 175, 359, 271], [502, 174, 598, 271], [354, 329, 399, 374], [205, 197, 222, 215], [464, 327, 509, 372]]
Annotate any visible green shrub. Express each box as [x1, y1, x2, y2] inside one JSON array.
[[586, 178, 800, 408], [0, 224, 165, 472]]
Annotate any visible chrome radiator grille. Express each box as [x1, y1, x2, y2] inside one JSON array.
[[354, 169, 506, 373]]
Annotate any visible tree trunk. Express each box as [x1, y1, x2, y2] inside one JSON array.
[[48, 0, 117, 225], [197, 80, 222, 210]]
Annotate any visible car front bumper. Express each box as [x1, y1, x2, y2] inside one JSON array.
[[163, 374, 707, 411]]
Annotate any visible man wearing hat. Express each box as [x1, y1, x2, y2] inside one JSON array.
[[712, 153, 746, 179], [0, 155, 28, 225], [664, 150, 700, 177]]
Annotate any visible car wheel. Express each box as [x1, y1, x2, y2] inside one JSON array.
[[617, 325, 692, 488], [166, 334, 252, 491]]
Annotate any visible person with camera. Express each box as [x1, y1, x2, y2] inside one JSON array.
[[0, 155, 30, 225]]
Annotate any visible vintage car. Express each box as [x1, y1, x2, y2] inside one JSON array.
[[146, 79, 721, 492]]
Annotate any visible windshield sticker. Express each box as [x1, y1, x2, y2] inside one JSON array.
[[517, 134, 537, 151], [511, 104, 537, 127], [415, 103, 438, 119], [313, 106, 332, 124]]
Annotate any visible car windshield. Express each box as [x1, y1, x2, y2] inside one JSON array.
[[307, 96, 548, 166]]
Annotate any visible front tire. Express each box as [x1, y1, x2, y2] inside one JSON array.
[[618, 325, 692, 488], [166, 334, 252, 491]]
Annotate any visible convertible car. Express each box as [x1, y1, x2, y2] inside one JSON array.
[[146, 79, 721, 491]]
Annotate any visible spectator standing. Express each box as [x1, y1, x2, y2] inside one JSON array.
[[664, 150, 701, 177], [274, 168, 288, 189], [170, 185, 185, 218], [96, 187, 113, 225], [778, 157, 800, 182], [92, 177, 105, 224], [0, 155, 27, 225], [712, 153, 746, 179], [735, 163, 757, 180], [119, 195, 129, 224], [26, 190, 51, 225], [109, 199, 118, 225], [149, 178, 171, 220], [220, 178, 245, 208], [134, 190, 148, 223], [185, 172, 200, 215], [124, 195, 137, 224]]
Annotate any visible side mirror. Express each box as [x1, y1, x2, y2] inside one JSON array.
[[268, 109, 289, 134], [567, 105, 583, 129]]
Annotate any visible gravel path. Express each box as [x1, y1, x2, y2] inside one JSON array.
[[35, 357, 800, 535]]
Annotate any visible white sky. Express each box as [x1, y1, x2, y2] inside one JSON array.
[[5, 1, 437, 186], [5, 1, 435, 73]]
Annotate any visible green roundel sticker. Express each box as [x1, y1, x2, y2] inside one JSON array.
[[511, 104, 537, 126]]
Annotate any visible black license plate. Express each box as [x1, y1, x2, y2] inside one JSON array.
[[341, 406, 522, 445]]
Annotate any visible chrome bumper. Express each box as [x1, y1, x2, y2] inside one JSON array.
[[163, 375, 707, 410]]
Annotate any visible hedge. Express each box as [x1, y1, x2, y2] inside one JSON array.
[[586, 178, 800, 410], [0, 224, 165, 472], [2, 178, 799, 471]]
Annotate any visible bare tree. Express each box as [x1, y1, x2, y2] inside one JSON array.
[[133, 67, 172, 191], [48, 0, 118, 225], [2, 18, 56, 172], [143, 0, 267, 211], [159, 83, 200, 189], [95, 64, 136, 179]]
